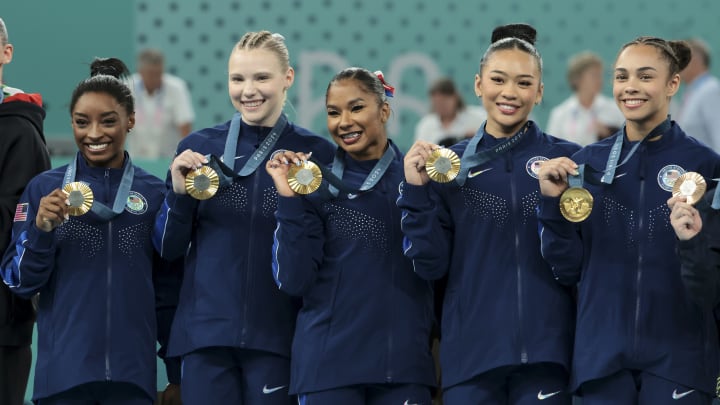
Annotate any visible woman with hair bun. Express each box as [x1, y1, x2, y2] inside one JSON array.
[[399, 23, 579, 404], [1, 57, 166, 404], [538, 37, 720, 404]]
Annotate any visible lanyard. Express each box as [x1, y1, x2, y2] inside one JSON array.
[[455, 122, 529, 186], [223, 112, 287, 176], [600, 118, 671, 184], [63, 152, 134, 220], [327, 143, 396, 198], [568, 164, 586, 189]]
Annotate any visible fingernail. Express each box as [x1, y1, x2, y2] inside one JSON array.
[[283, 158, 289, 165], [64, 214, 69, 220]]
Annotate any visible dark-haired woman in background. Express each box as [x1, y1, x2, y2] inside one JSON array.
[[0, 58, 165, 404], [538, 37, 720, 404], [399, 24, 579, 405]]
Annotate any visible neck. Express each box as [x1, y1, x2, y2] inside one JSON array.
[[577, 92, 594, 109], [485, 120, 528, 139], [625, 114, 668, 142]]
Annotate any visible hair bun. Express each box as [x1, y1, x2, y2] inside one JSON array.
[[89, 57, 129, 80], [668, 40, 692, 71], [491, 23, 537, 45]]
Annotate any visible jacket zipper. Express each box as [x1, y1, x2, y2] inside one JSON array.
[[104, 169, 113, 380], [240, 164, 261, 345], [633, 151, 646, 358], [386, 186, 396, 382], [509, 163, 528, 364]]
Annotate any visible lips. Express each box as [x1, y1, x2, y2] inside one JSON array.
[[242, 100, 264, 109], [497, 103, 519, 114], [338, 131, 361, 145], [86, 143, 109, 152], [621, 98, 646, 108]]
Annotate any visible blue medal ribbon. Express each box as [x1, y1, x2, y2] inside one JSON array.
[[327, 142, 396, 198], [600, 117, 671, 184], [454, 122, 529, 186], [223, 112, 288, 176], [568, 164, 586, 189], [63, 152, 134, 221], [710, 181, 720, 209]]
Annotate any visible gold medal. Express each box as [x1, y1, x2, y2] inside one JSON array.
[[672, 171, 706, 205], [185, 166, 220, 200], [287, 161, 322, 195], [559, 187, 594, 223], [425, 148, 461, 183], [63, 182, 94, 216]]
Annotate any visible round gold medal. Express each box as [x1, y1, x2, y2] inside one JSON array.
[[185, 166, 220, 200], [559, 187, 594, 223], [63, 182, 94, 216], [672, 171, 706, 205], [425, 148, 461, 183], [287, 161, 322, 195]]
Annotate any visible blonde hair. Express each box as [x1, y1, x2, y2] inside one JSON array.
[[0, 18, 8, 47], [234, 31, 290, 71]]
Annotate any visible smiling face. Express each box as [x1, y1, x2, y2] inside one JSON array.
[[72, 91, 134, 168], [326, 78, 390, 161], [475, 48, 543, 138], [228, 48, 294, 127], [613, 44, 679, 137]]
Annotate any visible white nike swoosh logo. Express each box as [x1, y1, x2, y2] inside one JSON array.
[[537, 390, 562, 400], [262, 384, 287, 394], [614, 172, 627, 179], [235, 155, 245, 160], [672, 389, 695, 399], [348, 193, 358, 199], [468, 167, 493, 178], [403, 401, 419, 405]]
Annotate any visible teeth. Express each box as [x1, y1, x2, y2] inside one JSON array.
[[625, 99, 644, 106], [243, 100, 263, 107], [498, 104, 518, 113], [341, 132, 360, 140], [88, 143, 108, 151]]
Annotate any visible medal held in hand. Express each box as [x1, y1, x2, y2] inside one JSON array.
[[425, 148, 461, 183], [672, 171, 706, 206], [287, 161, 323, 195], [63, 182, 94, 216], [185, 166, 220, 200], [560, 164, 593, 223]]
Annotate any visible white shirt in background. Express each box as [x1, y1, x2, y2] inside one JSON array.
[[675, 73, 720, 151], [414, 106, 487, 145], [546, 94, 624, 146]]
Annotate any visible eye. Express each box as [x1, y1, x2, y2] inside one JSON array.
[[257, 74, 270, 81], [491, 76, 504, 84], [326, 109, 339, 117], [614, 73, 627, 81], [518, 80, 533, 87], [230, 76, 243, 83], [102, 118, 117, 127], [351, 105, 365, 112], [639, 74, 653, 81], [74, 119, 88, 127]]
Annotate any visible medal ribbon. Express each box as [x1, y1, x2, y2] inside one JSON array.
[[63, 152, 134, 220], [325, 142, 396, 198], [223, 112, 287, 176], [454, 122, 529, 186], [600, 117, 671, 184], [568, 164, 586, 189], [711, 180, 720, 209]]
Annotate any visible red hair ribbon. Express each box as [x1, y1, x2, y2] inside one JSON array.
[[374, 71, 395, 98]]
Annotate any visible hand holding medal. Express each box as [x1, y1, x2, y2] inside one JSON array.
[[266, 150, 321, 196], [35, 188, 73, 232], [671, 172, 706, 206], [63, 182, 94, 216], [403, 141, 440, 186], [425, 147, 461, 183], [170, 149, 213, 198]]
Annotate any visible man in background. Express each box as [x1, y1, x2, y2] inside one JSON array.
[[0, 16, 51, 405], [676, 38, 720, 151], [127, 48, 194, 159]]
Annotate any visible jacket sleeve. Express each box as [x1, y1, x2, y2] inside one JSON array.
[[153, 253, 183, 384], [272, 196, 324, 296], [537, 194, 584, 286], [1, 184, 57, 299], [152, 172, 199, 260], [397, 182, 454, 281]]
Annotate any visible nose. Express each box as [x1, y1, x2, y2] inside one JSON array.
[[500, 83, 517, 100], [87, 123, 103, 140], [242, 80, 256, 97], [339, 110, 353, 130]]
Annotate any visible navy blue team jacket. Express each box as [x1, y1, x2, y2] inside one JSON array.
[[537, 121, 720, 395], [1, 154, 165, 401], [153, 118, 335, 358], [272, 141, 436, 394], [398, 122, 580, 389]]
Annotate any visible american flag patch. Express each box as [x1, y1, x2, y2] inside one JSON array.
[[13, 203, 28, 222]]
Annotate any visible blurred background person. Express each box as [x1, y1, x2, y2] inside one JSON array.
[[546, 51, 624, 146], [675, 38, 720, 151], [0, 16, 50, 405], [414, 77, 486, 147], [127, 48, 195, 160]]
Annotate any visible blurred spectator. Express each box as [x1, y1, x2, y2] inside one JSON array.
[[0, 16, 50, 405], [546, 51, 624, 146], [414, 77, 486, 146], [126, 48, 194, 159], [676, 38, 720, 150]]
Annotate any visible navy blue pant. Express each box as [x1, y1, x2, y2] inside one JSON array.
[[181, 346, 294, 405], [579, 369, 713, 405], [443, 362, 571, 405], [298, 383, 432, 405], [37, 381, 151, 405]]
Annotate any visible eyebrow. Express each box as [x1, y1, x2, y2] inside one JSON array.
[[326, 97, 365, 109], [614, 67, 658, 73], [489, 69, 536, 79], [73, 111, 120, 118]]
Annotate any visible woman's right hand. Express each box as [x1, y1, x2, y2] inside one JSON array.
[[404, 141, 437, 186], [265, 150, 312, 197], [170, 150, 209, 195], [537, 157, 579, 197], [35, 189, 69, 232]]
